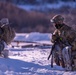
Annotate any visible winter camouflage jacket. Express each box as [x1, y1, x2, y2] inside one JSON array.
[[51, 23, 76, 51]]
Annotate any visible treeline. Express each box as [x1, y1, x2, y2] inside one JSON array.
[[0, 0, 75, 5], [0, 2, 76, 33], [0, 2, 51, 33]]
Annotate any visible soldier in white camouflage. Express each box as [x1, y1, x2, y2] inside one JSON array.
[[50, 14, 76, 71]]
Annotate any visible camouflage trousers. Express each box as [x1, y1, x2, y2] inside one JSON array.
[[54, 44, 62, 59], [52, 44, 65, 67], [0, 40, 7, 54]]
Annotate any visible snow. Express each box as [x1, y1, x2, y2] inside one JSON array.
[[14, 32, 51, 42], [0, 32, 76, 75]]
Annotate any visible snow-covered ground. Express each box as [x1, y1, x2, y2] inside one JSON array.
[[0, 32, 76, 75]]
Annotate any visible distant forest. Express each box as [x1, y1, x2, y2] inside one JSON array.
[[0, 0, 76, 4], [0, 1, 76, 33]]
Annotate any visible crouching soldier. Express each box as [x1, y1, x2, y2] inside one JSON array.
[[0, 18, 15, 58], [0, 18, 10, 57], [48, 14, 76, 71]]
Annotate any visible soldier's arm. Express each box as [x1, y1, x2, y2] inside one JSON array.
[[51, 29, 59, 43]]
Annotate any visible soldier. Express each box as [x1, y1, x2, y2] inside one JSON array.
[[0, 18, 15, 57], [0, 18, 9, 57], [50, 14, 76, 71]]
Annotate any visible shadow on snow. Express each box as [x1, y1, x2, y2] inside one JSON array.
[[0, 58, 65, 75]]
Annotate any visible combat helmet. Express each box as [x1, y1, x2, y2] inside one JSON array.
[[0, 18, 9, 25], [51, 15, 64, 23]]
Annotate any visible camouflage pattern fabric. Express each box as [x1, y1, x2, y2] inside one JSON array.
[[1, 24, 15, 45], [51, 23, 76, 51], [0, 41, 4, 54]]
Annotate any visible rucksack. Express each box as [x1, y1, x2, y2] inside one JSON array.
[[1, 25, 16, 44]]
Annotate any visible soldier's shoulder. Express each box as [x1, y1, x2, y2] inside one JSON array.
[[63, 24, 71, 30]]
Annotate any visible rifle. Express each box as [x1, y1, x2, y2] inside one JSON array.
[[48, 37, 61, 60], [48, 36, 70, 68], [48, 41, 57, 67], [48, 37, 64, 67], [48, 42, 56, 60]]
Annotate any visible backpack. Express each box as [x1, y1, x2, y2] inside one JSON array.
[[1, 25, 16, 44]]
